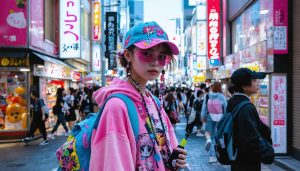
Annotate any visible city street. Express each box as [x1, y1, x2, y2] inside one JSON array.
[[0, 116, 286, 171]]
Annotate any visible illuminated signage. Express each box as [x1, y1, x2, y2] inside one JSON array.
[[207, 0, 220, 66], [93, 1, 101, 40], [60, 0, 81, 58], [105, 12, 117, 69], [0, 56, 28, 67]]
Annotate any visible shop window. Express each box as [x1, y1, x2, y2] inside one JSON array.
[[45, 0, 55, 42], [0, 72, 28, 131]]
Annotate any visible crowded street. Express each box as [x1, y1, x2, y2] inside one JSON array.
[[1, 0, 300, 170], [0, 116, 285, 171]]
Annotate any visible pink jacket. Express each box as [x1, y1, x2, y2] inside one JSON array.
[[90, 78, 178, 171]]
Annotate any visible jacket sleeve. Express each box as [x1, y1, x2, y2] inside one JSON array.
[[201, 94, 208, 120], [90, 98, 136, 171], [236, 105, 274, 164]]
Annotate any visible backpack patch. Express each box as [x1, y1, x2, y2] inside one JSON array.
[[207, 99, 223, 114], [214, 101, 251, 165]]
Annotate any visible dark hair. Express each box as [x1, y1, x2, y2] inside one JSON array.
[[227, 83, 235, 95], [154, 89, 159, 97], [69, 87, 75, 95], [196, 90, 203, 97], [200, 83, 206, 89], [230, 85, 245, 94], [212, 81, 222, 93], [56, 88, 65, 98], [31, 90, 39, 98], [165, 92, 175, 104]]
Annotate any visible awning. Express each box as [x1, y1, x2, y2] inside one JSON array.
[[32, 52, 76, 68], [0, 51, 27, 58]]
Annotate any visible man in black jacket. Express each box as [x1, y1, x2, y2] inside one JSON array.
[[228, 68, 274, 171]]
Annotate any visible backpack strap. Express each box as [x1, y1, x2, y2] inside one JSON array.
[[93, 93, 139, 139], [151, 95, 161, 109], [231, 101, 252, 119]]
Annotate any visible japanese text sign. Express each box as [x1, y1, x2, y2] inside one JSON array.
[[273, 0, 288, 54], [207, 0, 221, 66], [106, 12, 117, 69], [271, 74, 287, 153], [93, 1, 101, 40], [60, 0, 81, 58]]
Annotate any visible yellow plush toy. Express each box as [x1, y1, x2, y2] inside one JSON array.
[[6, 103, 23, 123]]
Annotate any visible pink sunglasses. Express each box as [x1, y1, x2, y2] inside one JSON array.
[[134, 50, 171, 66]]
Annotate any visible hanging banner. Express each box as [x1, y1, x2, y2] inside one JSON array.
[[105, 12, 117, 70], [207, 0, 221, 66], [271, 74, 287, 153], [59, 0, 81, 58], [93, 1, 101, 41], [273, 0, 288, 54]]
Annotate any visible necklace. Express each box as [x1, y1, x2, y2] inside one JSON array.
[[128, 75, 172, 168]]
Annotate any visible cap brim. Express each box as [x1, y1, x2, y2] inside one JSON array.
[[134, 38, 179, 55], [252, 72, 267, 79]]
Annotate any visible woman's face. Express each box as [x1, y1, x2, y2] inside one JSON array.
[[243, 79, 259, 96], [127, 44, 171, 85]]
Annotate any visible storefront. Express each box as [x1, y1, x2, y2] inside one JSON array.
[[32, 52, 80, 128], [0, 53, 30, 139], [226, 0, 289, 154]]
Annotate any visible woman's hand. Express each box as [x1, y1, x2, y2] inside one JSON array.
[[175, 147, 187, 170]]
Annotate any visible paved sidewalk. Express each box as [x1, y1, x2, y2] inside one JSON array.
[[174, 116, 286, 171]]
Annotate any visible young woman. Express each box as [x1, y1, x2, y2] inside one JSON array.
[[90, 21, 187, 171], [201, 81, 227, 163], [48, 88, 69, 139], [64, 88, 77, 129]]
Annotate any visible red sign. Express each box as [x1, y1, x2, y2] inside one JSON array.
[[93, 2, 101, 40], [273, 0, 288, 54], [207, 0, 221, 66]]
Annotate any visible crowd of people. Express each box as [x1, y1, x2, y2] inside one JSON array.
[[23, 21, 273, 171]]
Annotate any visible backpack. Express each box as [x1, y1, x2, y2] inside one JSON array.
[[39, 99, 49, 120], [207, 97, 224, 122], [214, 101, 251, 165], [56, 93, 161, 171], [193, 98, 203, 111]]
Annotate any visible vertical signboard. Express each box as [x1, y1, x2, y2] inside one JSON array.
[[271, 74, 287, 153], [0, 0, 27, 47], [92, 44, 101, 71], [30, 0, 44, 50], [105, 12, 117, 70], [273, 0, 288, 54], [60, 0, 81, 58], [93, 1, 101, 40], [207, 0, 221, 66]]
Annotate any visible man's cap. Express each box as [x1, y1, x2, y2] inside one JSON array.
[[231, 68, 266, 87], [123, 21, 179, 55]]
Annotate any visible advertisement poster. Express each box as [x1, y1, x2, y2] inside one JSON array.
[[207, 0, 221, 66], [60, 0, 81, 58], [273, 0, 288, 54], [271, 74, 287, 153], [0, 0, 27, 47], [196, 21, 207, 56], [30, 0, 44, 50]]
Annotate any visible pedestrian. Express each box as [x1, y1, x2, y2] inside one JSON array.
[[165, 92, 180, 126], [186, 90, 204, 137], [201, 81, 227, 163], [90, 21, 187, 170], [64, 87, 77, 129], [48, 88, 69, 139], [228, 68, 274, 171], [24, 90, 49, 146]]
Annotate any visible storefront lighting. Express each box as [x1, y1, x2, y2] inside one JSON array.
[[37, 64, 44, 68], [20, 68, 30, 72], [259, 10, 269, 15]]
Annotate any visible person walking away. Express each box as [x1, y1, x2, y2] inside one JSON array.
[[48, 88, 69, 139], [186, 90, 204, 137], [90, 21, 187, 170], [229, 68, 274, 171], [64, 88, 76, 129], [201, 81, 227, 163], [24, 90, 49, 146]]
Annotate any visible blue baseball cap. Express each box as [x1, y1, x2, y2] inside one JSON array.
[[123, 21, 179, 55]]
